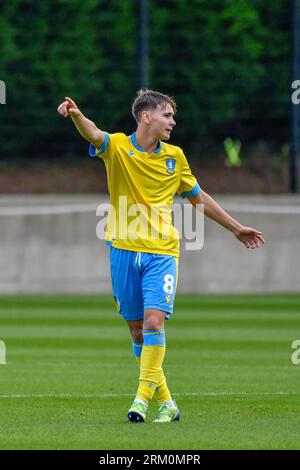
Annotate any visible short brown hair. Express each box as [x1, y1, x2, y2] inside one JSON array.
[[132, 89, 177, 123]]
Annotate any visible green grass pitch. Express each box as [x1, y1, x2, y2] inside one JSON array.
[[0, 294, 299, 450]]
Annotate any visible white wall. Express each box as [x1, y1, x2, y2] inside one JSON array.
[[0, 194, 299, 294]]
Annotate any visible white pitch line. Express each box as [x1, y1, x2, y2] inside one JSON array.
[[29, 362, 295, 371], [0, 391, 299, 399]]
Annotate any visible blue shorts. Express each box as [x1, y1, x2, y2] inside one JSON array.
[[109, 246, 178, 321]]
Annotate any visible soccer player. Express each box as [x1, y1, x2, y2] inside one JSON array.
[[57, 90, 265, 424]]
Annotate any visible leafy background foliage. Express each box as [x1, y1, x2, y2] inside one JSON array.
[[0, 0, 290, 160]]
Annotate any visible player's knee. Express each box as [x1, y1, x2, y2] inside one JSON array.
[[144, 314, 164, 331]]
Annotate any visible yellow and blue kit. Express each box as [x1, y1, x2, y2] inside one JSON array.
[[89, 132, 200, 320]]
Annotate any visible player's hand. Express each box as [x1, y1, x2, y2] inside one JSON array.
[[57, 97, 81, 118], [234, 226, 265, 249]]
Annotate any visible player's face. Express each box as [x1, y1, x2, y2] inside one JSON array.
[[148, 103, 176, 140]]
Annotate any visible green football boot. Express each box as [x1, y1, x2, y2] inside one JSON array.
[[153, 402, 180, 423], [127, 400, 147, 423]]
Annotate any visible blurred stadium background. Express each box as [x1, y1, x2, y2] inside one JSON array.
[[0, 0, 300, 451]]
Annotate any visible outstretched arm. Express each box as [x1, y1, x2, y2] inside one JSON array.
[[188, 189, 265, 249], [57, 97, 105, 148]]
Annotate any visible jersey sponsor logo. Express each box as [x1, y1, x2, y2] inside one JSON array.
[[129, 150, 134, 156], [166, 158, 176, 174]]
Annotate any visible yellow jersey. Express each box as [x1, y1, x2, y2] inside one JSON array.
[[89, 132, 200, 257]]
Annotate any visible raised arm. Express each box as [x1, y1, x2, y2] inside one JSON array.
[[188, 189, 265, 249], [57, 97, 105, 148]]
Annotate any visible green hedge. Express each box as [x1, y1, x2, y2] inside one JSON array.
[[0, 0, 290, 160]]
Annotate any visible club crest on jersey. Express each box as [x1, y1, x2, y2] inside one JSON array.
[[166, 158, 176, 174]]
